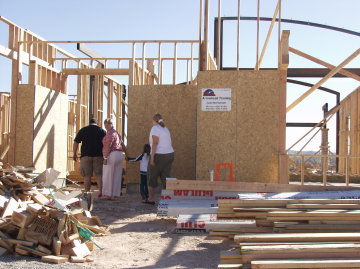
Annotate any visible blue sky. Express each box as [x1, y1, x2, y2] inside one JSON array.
[[0, 0, 359, 151]]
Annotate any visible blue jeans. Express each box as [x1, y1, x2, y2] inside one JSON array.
[[140, 172, 149, 199]]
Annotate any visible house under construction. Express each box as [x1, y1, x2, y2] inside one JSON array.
[[0, 0, 359, 188]]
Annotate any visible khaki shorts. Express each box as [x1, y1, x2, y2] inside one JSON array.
[[80, 156, 103, 177], [148, 152, 174, 188]]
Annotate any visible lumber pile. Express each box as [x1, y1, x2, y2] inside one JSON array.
[[166, 179, 360, 193], [217, 198, 360, 268], [0, 163, 107, 264], [159, 179, 360, 267], [160, 179, 360, 233], [161, 189, 239, 200]]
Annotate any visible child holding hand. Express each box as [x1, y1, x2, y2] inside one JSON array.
[[128, 144, 151, 202]]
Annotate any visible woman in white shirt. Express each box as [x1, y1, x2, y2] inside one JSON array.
[[147, 113, 175, 205]]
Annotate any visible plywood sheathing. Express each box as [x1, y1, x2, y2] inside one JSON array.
[[15, 85, 35, 167], [15, 85, 68, 177], [196, 70, 281, 183], [127, 85, 197, 183]]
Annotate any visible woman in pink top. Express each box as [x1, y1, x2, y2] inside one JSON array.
[[101, 118, 129, 200]]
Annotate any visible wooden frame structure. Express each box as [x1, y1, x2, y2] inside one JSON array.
[[338, 86, 360, 176], [200, 0, 359, 185], [0, 1, 358, 185], [0, 17, 129, 175], [16, 39, 200, 85], [0, 92, 10, 162]]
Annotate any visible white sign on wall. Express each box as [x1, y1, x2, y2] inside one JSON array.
[[201, 88, 231, 111]]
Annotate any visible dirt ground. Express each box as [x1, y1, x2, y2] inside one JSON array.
[[0, 187, 229, 269]]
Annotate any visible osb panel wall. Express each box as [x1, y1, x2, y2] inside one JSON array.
[[15, 85, 68, 177], [339, 86, 360, 174], [33, 85, 68, 177], [196, 70, 281, 183], [15, 85, 35, 166], [127, 85, 197, 183]]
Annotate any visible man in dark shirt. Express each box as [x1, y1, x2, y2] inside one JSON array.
[[73, 118, 106, 196]]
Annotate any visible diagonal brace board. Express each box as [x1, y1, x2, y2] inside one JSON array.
[[289, 47, 360, 82], [255, 0, 280, 70], [286, 48, 360, 113]]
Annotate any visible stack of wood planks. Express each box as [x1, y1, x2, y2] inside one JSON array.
[[161, 179, 360, 267], [217, 198, 360, 268], [0, 162, 107, 264]]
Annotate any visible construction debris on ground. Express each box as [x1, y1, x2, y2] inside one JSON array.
[[0, 162, 107, 264]]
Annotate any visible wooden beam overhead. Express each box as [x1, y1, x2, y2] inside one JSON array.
[[20, 40, 199, 44], [287, 48, 360, 112], [62, 68, 129, 76], [289, 47, 360, 82], [222, 67, 360, 77], [77, 43, 105, 65]]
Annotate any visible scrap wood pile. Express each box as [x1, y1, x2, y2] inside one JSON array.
[[216, 198, 360, 269], [0, 162, 108, 264]]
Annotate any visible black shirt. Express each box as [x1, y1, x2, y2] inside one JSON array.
[[74, 125, 106, 157]]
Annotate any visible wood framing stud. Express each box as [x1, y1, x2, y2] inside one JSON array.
[[62, 68, 129, 76], [256, 0, 280, 70], [279, 30, 290, 70]]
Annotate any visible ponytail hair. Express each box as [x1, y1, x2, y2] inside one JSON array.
[[153, 113, 165, 127]]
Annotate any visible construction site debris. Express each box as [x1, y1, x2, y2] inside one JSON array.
[[0, 163, 108, 264]]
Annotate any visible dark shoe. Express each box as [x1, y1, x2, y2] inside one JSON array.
[[144, 201, 155, 205]]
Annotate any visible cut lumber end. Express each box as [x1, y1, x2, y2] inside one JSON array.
[[41, 255, 68, 264]]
